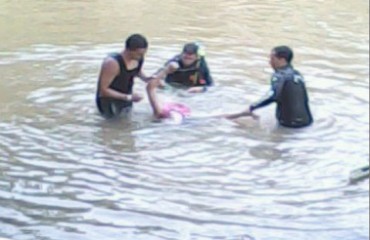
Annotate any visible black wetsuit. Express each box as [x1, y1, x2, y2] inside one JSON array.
[[251, 65, 313, 128], [96, 53, 143, 118], [165, 55, 213, 89]]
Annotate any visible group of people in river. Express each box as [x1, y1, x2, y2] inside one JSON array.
[[95, 34, 313, 128]]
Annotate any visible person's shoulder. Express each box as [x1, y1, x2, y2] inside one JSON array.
[[105, 52, 121, 62], [293, 68, 303, 77], [289, 66, 305, 81], [283, 65, 301, 75], [199, 56, 209, 65], [276, 66, 301, 80], [102, 55, 120, 73], [279, 66, 305, 86], [103, 56, 119, 66], [103, 52, 120, 63], [271, 71, 284, 83]]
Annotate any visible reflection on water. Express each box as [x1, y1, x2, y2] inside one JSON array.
[[0, 0, 369, 239]]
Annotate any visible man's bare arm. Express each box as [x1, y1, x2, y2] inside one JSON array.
[[146, 79, 163, 118], [99, 58, 132, 101]]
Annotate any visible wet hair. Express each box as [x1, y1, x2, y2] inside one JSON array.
[[273, 46, 294, 64], [126, 34, 148, 51], [182, 43, 199, 55]]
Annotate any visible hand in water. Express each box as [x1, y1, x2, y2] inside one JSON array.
[[250, 112, 260, 120], [158, 80, 167, 90], [132, 93, 143, 102], [219, 111, 260, 120], [242, 110, 260, 120], [187, 87, 204, 94]]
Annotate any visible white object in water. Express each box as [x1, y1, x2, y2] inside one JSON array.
[[349, 166, 370, 183]]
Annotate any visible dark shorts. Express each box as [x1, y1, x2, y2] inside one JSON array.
[[96, 97, 133, 119]]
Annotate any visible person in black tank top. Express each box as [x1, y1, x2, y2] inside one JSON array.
[[224, 46, 313, 128], [96, 34, 152, 119], [152, 42, 214, 94]]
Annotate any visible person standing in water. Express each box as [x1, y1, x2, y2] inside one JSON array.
[[96, 34, 152, 119], [225, 46, 313, 128], [153, 42, 214, 94]]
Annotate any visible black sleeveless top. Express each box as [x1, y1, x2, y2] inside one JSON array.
[[96, 53, 143, 102], [165, 56, 212, 87], [108, 53, 142, 94]]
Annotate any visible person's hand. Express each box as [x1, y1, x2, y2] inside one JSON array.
[[247, 106, 259, 120], [245, 110, 260, 120], [250, 112, 260, 120], [220, 111, 260, 120], [167, 62, 180, 72], [187, 87, 204, 94], [158, 80, 167, 90], [132, 93, 143, 102]]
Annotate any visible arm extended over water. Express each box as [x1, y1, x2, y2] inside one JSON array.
[[223, 77, 284, 120]]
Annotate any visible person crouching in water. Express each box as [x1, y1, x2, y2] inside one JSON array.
[[153, 42, 213, 94]]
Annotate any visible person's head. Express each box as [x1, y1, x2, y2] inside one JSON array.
[[270, 46, 294, 69], [180, 43, 199, 66], [125, 34, 148, 60]]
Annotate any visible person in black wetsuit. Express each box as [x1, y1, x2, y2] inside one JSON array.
[[153, 42, 213, 93], [225, 46, 313, 128], [96, 34, 152, 119]]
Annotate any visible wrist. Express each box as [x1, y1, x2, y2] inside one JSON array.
[[249, 105, 255, 112], [126, 95, 133, 101]]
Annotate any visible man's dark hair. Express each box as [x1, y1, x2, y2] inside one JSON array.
[[126, 34, 148, 51], [273, 46, 294, 64]]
